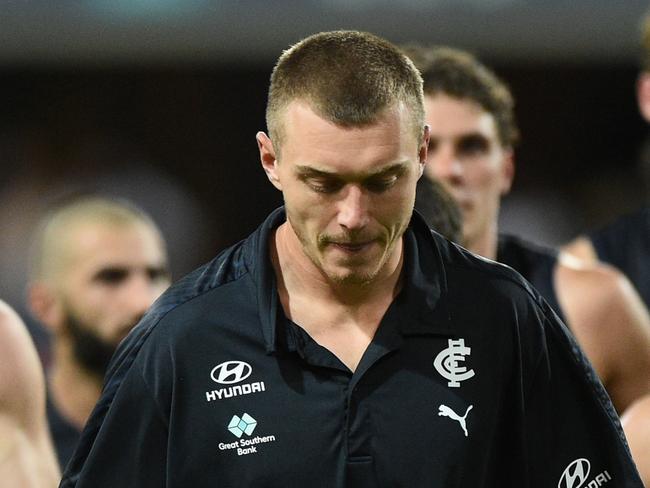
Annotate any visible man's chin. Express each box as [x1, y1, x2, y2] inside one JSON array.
[[323, 264, 379, 286], [67, 325, 120, 377]]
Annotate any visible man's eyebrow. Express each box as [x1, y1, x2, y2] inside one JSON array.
[[294, 163, 409, 180], [91, 266, 129, 282], [367, 163, 410, 178], [457, 132, 489, 140], [294, 166, 335, 179]]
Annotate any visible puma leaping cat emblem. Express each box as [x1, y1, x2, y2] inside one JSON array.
[[438, 404, 473, 437]]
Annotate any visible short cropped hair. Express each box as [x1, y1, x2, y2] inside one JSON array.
[[403, 45, 519, 147], [266, 30, 425, 153], [29, 195, 164, 282]]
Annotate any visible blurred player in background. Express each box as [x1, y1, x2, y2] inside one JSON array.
[[406, 44, 650, 414], [0, 299, 60, 487], [27, 196, 171, 469]]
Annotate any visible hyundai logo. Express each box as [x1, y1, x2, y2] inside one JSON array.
[[211, 361, 252, 384], [558, 458, 591, 488]]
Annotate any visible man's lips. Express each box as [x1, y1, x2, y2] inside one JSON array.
[[444, 189, 472, 211], [454, 198, 473, 212], [330, 241, 374, 252]]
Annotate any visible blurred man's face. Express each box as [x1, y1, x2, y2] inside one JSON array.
[[260, 100, 427, 285], [423, 94, 513, 251], [56, 221, 170, 375]]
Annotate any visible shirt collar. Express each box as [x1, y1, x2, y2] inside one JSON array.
[[393, 210, 454, 336], [248, 207, 455, 354]]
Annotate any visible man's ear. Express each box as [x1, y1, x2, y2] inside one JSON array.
[[256, 131, 282, 191], [417, 125, 430, 179], [500, 148, 515, 195], [28, 282, 63, 333], [637, 72, 650, 123]]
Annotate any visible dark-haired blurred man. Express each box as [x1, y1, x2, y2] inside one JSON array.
[[407, 44, 650, 415]]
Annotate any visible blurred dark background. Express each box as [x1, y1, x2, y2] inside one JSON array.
[[2, 1, 649, 331]]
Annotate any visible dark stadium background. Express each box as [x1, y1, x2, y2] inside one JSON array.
[[2, 1, 648, 326]]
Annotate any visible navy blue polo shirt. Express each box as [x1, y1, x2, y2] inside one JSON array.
[[497, 234, 565, 323], [61, 208, 642, 487]]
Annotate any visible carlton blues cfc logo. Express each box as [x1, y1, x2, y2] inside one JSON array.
[[434, 338, 475, 388]]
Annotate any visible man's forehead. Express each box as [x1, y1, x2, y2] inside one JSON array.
[[424, 95, 498, 138], [62, 221, 163, 263], [283, 99, 414, 133], [67, 219, 153, 245]]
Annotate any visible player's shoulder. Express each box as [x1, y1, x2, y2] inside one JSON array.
[[0, 300, 44, 421], [111, 239, 253, 364], [622, 393, 650, 481], [140, 209, 282, 340], [427, 231, 569, 376], [558, 255, 639, 309], [433, 231, 541, 303], [623, 394, 650, 430], [0, 300, 38, 375], [0, 299, 25, 340]]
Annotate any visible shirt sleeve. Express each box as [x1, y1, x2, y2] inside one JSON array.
[[58, 309, 176, 488], [523, 302, 643, 487]]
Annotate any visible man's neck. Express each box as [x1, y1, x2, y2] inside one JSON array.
[[48, 339, 103, 430], [270, 222, 403, 371], [466, 222, 498, 260]]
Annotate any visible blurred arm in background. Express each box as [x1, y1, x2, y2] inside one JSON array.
[[0, 299, 60, 487]]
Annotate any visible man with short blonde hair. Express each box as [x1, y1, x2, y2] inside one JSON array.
[[62, 32, 642, 487], [267, 31, 425, 152]]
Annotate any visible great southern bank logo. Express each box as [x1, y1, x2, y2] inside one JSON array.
[[205, 360, 266, 402], [219, 413, 277, 457], [434, 338, 475, 388], [558, 458, 612, 488], [228, 413, 257, 438]]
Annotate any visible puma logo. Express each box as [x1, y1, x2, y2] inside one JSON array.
[[438, 404, 473, 437]]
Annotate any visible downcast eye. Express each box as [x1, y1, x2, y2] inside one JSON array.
[[308, 179, 344, 194], [364, 176, 398, 193]]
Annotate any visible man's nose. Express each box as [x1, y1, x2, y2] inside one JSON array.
[[123, 274, 161, 319], [337, 185, 369, 230], [430, 144, 463, 184]]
